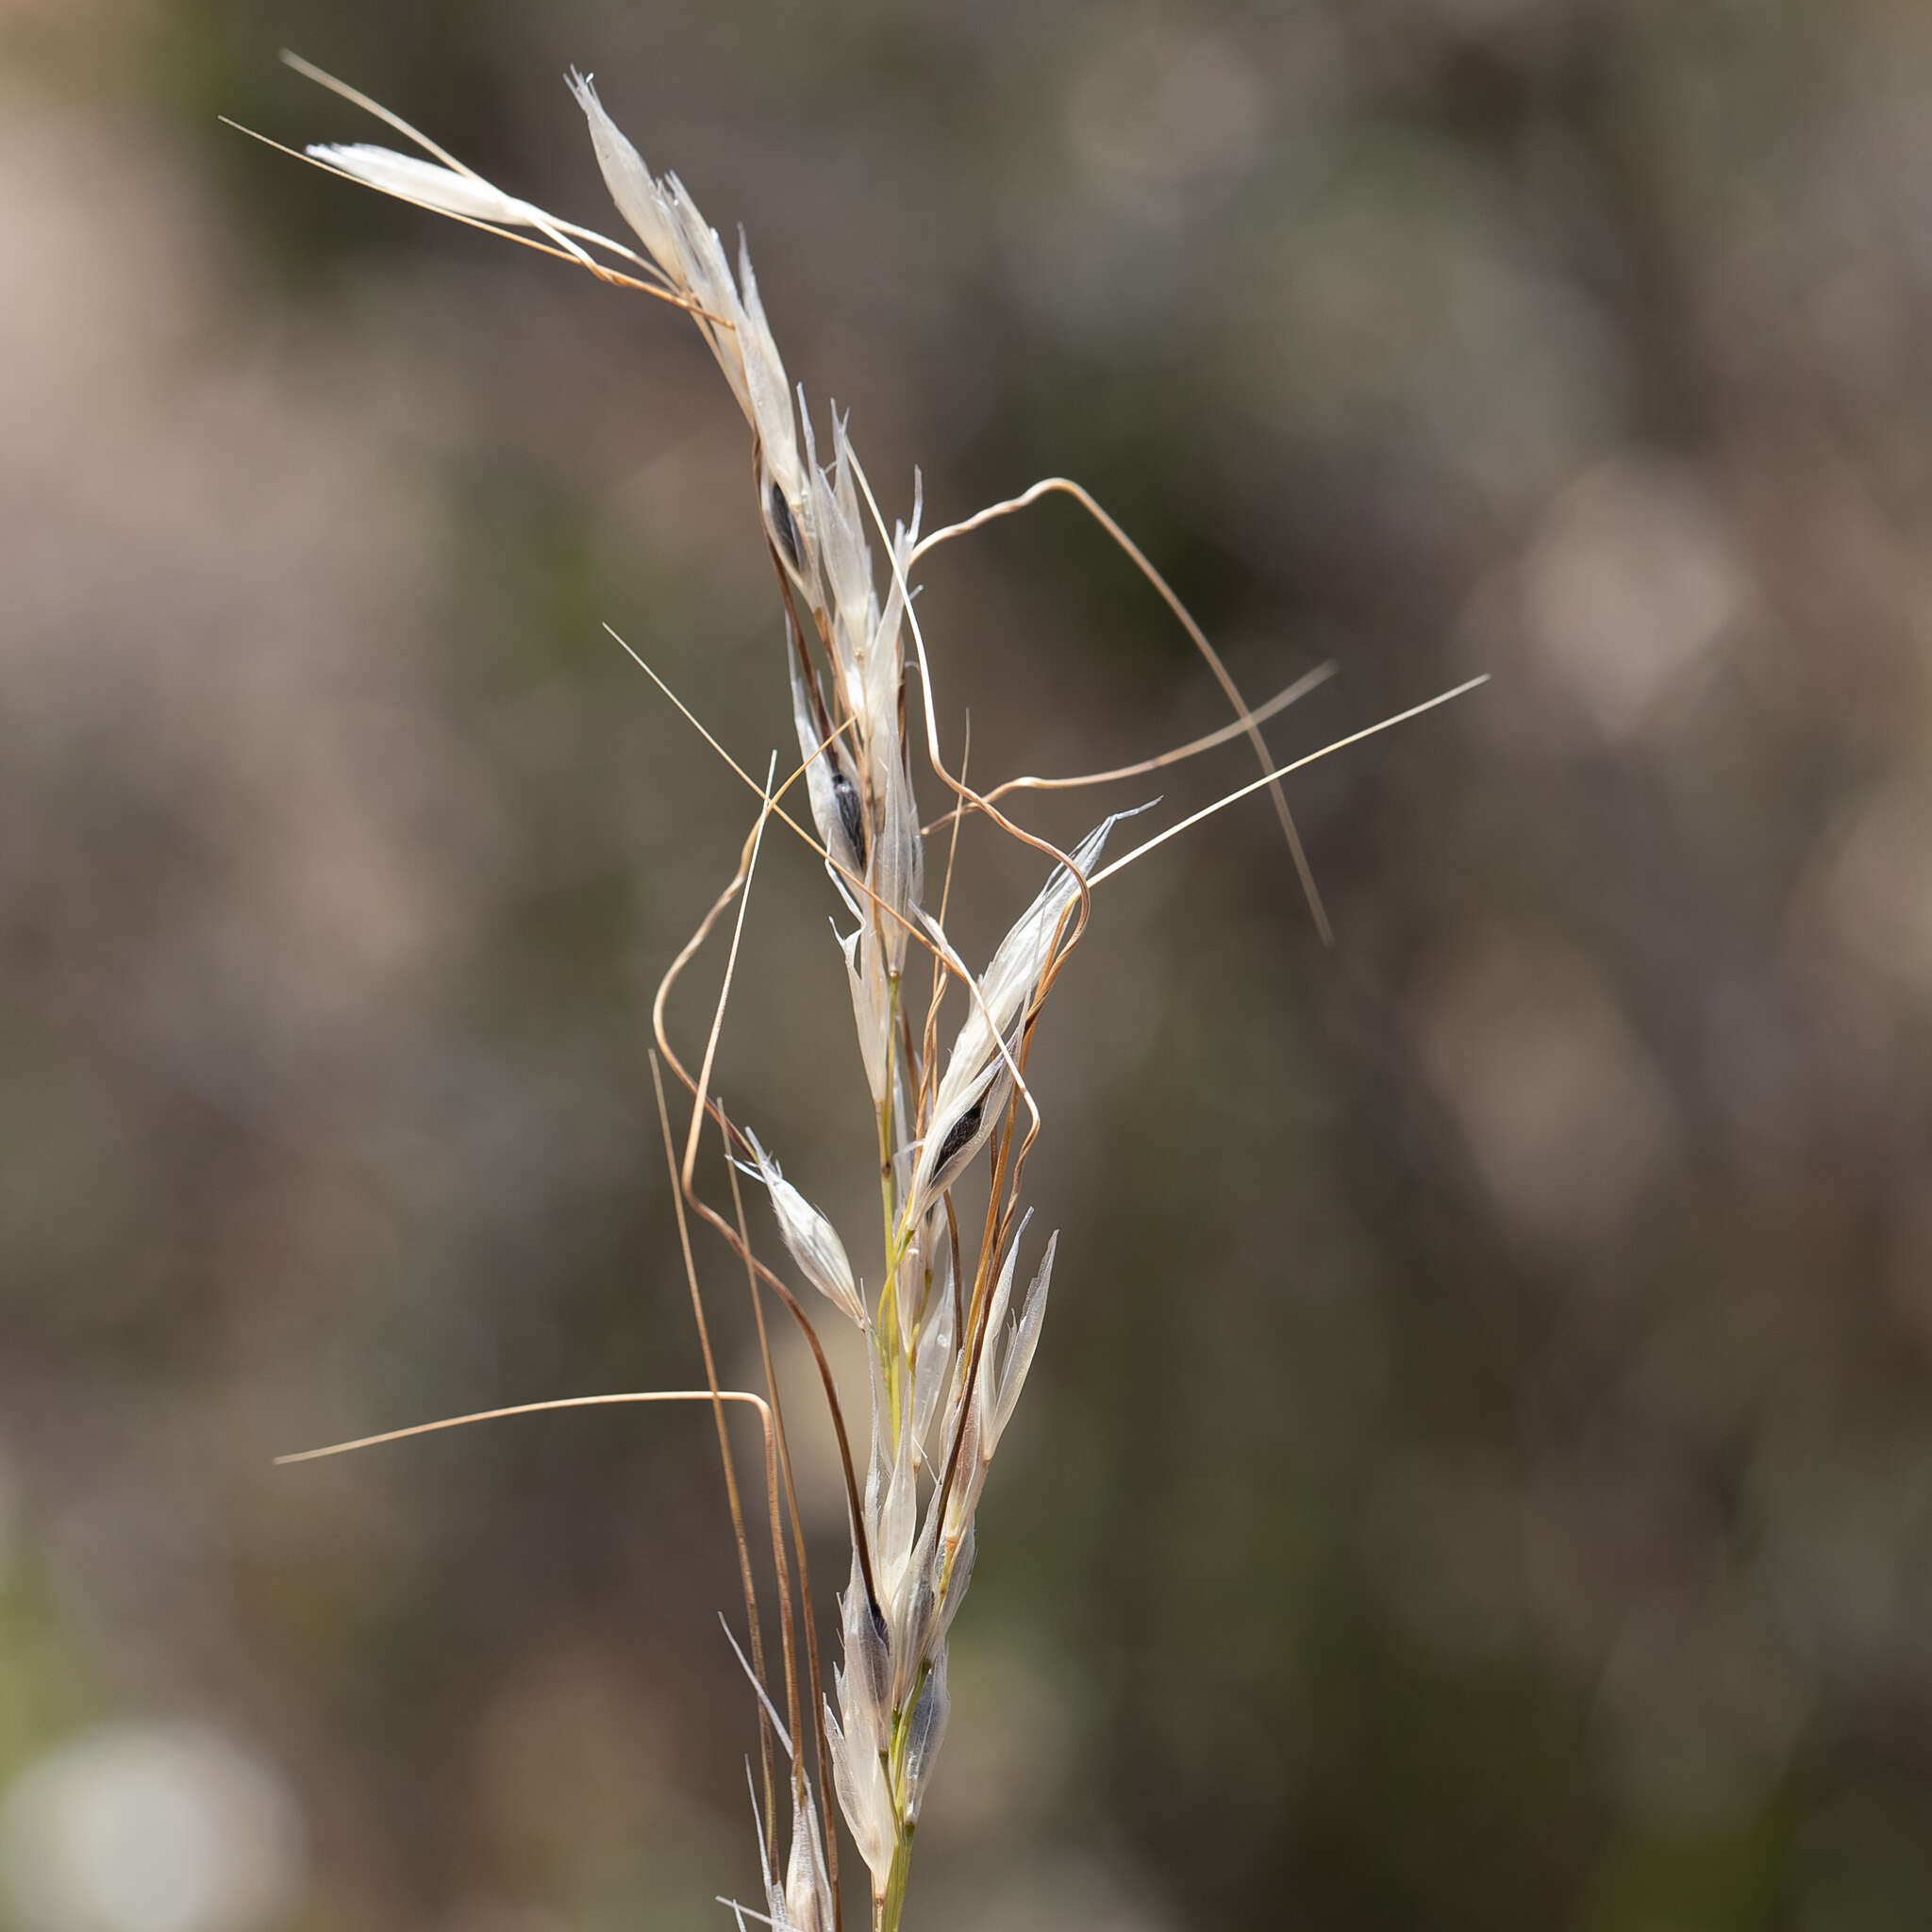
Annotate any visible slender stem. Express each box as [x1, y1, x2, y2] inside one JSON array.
[[877, 1812, 914, 1932]]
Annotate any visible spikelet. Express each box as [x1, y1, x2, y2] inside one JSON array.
[[741, 1130, 866, 1329]]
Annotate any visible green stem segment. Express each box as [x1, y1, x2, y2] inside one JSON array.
[[868, 974, 933, 1932], [877, 1828, 913, 1932], [875, 1661, 929, 1932]]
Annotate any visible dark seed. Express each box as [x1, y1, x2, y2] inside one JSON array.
[[931, 1097, 985, 1177], [769, 481, 802, 570], [832, 767, 867, 866]]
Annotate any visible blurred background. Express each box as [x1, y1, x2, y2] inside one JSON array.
[[6, 0, 1932, 1926]]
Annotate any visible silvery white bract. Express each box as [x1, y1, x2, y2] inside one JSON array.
[[750, 1772, 833, 1932], [307, 144, 547, 226], [570, 75, 805, 519], [908, 813, 1125, 1224], [742, 1130, 865, 1328]]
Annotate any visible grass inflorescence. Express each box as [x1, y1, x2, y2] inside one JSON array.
[[252, 53, 1484, 1932]]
